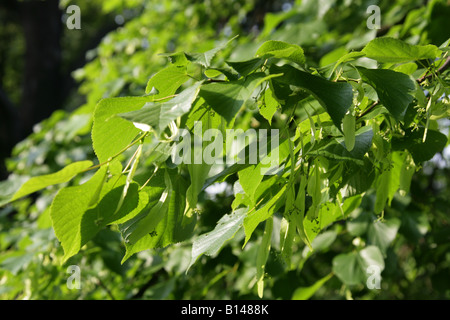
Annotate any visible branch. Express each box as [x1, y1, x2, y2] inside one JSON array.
[[357, 57, 450, 120], [357, 101, 379, 120], [417, 56, 450, 84]]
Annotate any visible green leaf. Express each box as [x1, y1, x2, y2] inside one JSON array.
[[11, 160, 93, 201], [226, 58, 264, 77], [357, 67, 415, 120], [362, 37, 442, 63], [259, 86, 279, 125], [185, 35, 238, 68], [256, 217, 273, 298], [400, 211, 430, 242], [50, 166, 108, 262], [119, 82, 202, 135], [292, 273, 333, 300], [392, 128, 448, 163], [121, 172, 195, 262], [270, 64, 353, 128], [0, 252, 34, 275], [0, 176, 29, 207], [238, 164, 264, 205], [255, 40, 305, 66], [92, 96, 152, 163], [342, 112, 356, 151], [316, 126, 374, 162], [185, 111, 220, 213], [307, 159, 322, 220], [161, 51, 190, 66], [332, 246, 384, 286], [374, 164, 391, 214], [200, 72, 280, 123], [124, 188, 169, 245], [332, 251, 362, 286], [367, 218, 401, 255], [145, 65, 189, 96], [188, 208, 247, 270], [330, 51, 365, 76], [243, 184, 287, 246]]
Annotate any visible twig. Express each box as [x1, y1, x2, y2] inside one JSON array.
[[417, 56, 450, 84], [356, 101, 379, 120]]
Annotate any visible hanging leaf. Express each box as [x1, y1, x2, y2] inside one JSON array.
[[200, 72, 281, 123], [332, 246, 384, 286], [11, 160, 93, 201], [357, 67, 415, 120], [188, 208, 247, 271], [92, 96, 152, 163], [50, 166, 108, 262], [362, 37, 442, 63], [255, 40, 305, 66], [119, 82, 202, 135], [256, 217, 273, 298], [270, 64, 353, 129]]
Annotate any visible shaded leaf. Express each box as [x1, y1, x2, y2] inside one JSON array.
[[188, 208, 247, 270], [120, 82, 202, 135], [362, 37, 442, 63], [270, 64, 353, 128], [357, 67, 415, 120], [11, 161, 93, 201]]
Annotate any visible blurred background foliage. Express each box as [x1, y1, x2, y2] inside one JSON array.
[[0, 0, 449, 299]]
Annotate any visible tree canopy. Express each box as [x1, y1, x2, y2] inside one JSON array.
[[0, 0, 449, 300]]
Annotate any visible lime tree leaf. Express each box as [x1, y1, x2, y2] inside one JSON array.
[[119, 82, 202, 135], [332, 246, 384, 286], [121, 173, 195, 263], [316, 126, 373, 161], [400, 210, 430, 242], [362, 37, 442, 63], [185, 110, 221, 213], [226, 58, 264, 77], [358, 246, 385, 272], [367, 218, 401, 255], [342, 113, 356, 151], [79, 183, 144, 250], [50, 166, 107, 263], [92, 96, 153, 163], [161, 51, 190, 66], [332, 251, 362, 286], [238, 163, 264, 205], [330, 51, 365, 75], [255, 40, 305, 66], [392, 128, 448, 163], [85, 178, 149, 227], [11, 160, 93, 201], [0, 176, 29, 207], [145, 65, 189, 96], [185, 35, 238, 68], [260, 86, 279, 125], [200, 72, 280, 123], [243, 184, 287, 246], [0, 252, 34, 275], [357, 67, 415, 120], [292, 273, 333, 300], [124, 189, 169, 245], [304, 196, 361, 244], [270, 64, 353, 129], [188, 208, 247, 271], [256, 217, 273, 298]]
